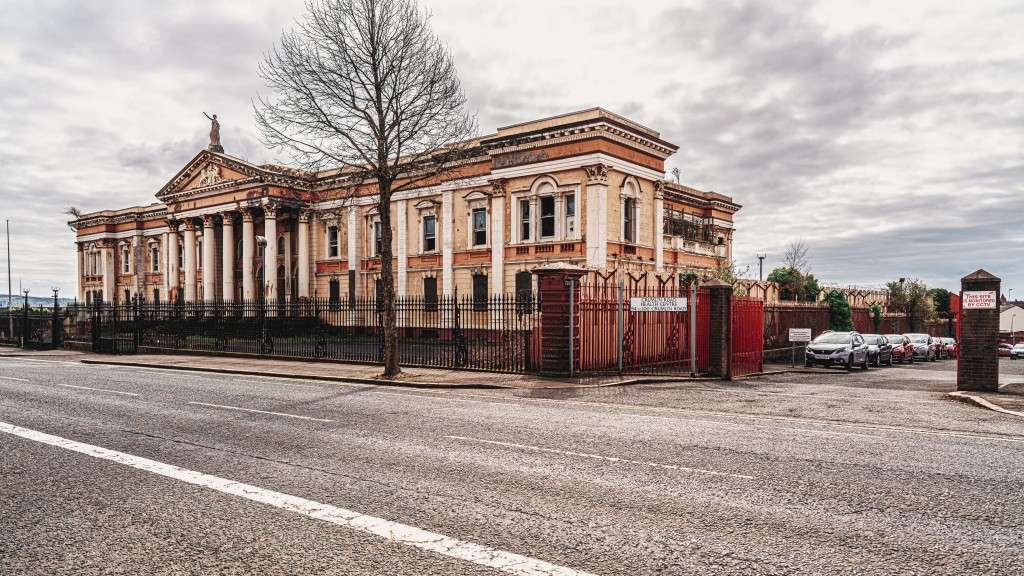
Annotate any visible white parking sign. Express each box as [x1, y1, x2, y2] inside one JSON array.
[[789, 328, 812, 343]]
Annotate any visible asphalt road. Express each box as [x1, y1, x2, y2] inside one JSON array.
[[1, 355, 1023, 575]]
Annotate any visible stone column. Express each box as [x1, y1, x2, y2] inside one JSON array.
[[76, 244, 85, 303], [182, 220, 197, 302], [441, 190, 454, 296], [201, 215, 217, 301], [957, 269, 1000, 392], [531, 264, 588, 376], [221, 212, 235, 302], [347, 205, 360, 299], [490, 179, 506, 294], [297, 210, 311, 299], [584, 164, 609, 269], [263, 204, 279, 301], [396, 199, 408, 297], [241, 208, 256, 301], [101, 241, 114, 302], [705, 279, 733, 379], [654, 182, 665, 273], [166, 220, 180, 301]]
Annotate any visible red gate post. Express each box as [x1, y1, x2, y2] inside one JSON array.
[[532, 263, 588, 376], [704, 279, 732, 379], [957, 269, 1000, 392]]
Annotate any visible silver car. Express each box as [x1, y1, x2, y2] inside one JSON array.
[[805, 331, 871, 371], [905, 333, 936, 361]]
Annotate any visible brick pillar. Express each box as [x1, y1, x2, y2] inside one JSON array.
[[957, 269, 1000, 392], [532, 264, 587, 376], [705, 279, 733, 379]]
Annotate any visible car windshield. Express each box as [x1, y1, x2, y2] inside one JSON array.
[[863, 335, 881, 344], [1013, 344, 1024, 349], [907, 335, 929, 343], [813, 333, 851, 344], [883, 335, 903, 342]]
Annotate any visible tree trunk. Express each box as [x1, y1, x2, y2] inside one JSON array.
[[377, 178, 400, 378]]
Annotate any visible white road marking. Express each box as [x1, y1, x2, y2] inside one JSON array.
[[0, 375, 30, 382], [446, 435, 755, 480], [93, 364, 333, 390], [188, 401, 333, 422], [58, 384, 139, 397], [0, 421, 598, 576]]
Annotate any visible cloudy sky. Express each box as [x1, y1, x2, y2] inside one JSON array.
[[1, 0, 1021, 297]]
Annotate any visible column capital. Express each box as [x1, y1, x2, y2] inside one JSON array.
[[201, 214, 217, 227], [583, 163, 610, 185], [166, 218, 179, 231], [263, 203, 280, 219], [654, 180, 665, 200], [220, 210, 237, 225], [239, 206, 255, 222], [298, 209, 313, 223], [489, 178, 508, 197], [182, 219, 197, 232]]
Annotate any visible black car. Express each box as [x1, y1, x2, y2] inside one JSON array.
[[862, 334, 893, 367]]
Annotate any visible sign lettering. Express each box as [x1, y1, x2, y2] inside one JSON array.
[[630, 297, 688, 312], [788, 328, 812, 343], [962, 291, 997, 310]]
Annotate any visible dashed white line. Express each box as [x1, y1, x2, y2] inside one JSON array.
[[0, 375, 30, 382], [188, 401, 333, 422], [446, 435, 755, 480], [0, 420, 597, 576], [58, 384, 139, 397]]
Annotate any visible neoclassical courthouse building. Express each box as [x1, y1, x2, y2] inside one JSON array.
[[70, 108, 740, 305]]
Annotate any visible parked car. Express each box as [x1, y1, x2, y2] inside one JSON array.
[[905, 333, 936, 361], [930, 336, 948, 359], [941, 337, 958, 359], [862, 334, 893, 367], [1011, 344, 1024, 360], [805, 331, 870, 370], [884, 334, 914, 363], [1000, 343, 1015, 357]]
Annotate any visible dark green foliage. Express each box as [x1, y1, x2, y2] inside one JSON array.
[[825, 290, 853, 331]]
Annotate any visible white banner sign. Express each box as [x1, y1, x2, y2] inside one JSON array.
[[788, 328, 813, 343], [630, 297, 688, 312], [962, 291, 997, 310]]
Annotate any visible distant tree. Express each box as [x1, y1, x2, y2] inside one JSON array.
[[825, 290, 853, 331], [767, 266, 819, 302], [783, 240, 810, 273], [929, 288, 951, 317], [870, 303, 883, 332], [887, 278, 935, 331], [801, 273, 821, 302]]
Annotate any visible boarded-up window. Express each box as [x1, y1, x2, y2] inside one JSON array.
[[424, 277, 438, 311], [472, 274, 487, 311], [515, 271, 533, 313]]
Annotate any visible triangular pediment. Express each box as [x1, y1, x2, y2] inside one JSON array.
[[156, 150, 313, 202]]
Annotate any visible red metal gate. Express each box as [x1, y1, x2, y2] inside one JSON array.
[[731, 296, 764, 378], [575, 284, 709, 374]]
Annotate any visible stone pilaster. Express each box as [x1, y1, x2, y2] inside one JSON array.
[[347, 205, 360, 299], [442, 190, 454, 296], [166, 219, 180, 301], [654, 181, 665, 273], [396, 199, 408, 297], [584, 164, 610, 270], [490, 179, 506, 294], [297, 210, 311, 299]]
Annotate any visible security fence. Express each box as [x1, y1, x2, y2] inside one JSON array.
[[0, 306, 64, 349]]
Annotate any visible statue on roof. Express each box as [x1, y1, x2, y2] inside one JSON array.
[[203, 112, 224, 153]]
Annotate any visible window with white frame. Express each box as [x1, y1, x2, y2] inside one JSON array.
[[372, 220, 382, 256], [621, 178, 640, 244], [471, 207, 487, 246], [539, 196, 556, 239], [564, 193, 576, 237], [121, 245, 130, 274], [150, 244, 160, 273], [519, 199, 531, 241], [327, 225, 339, 258], [422, 214, 436, 252]]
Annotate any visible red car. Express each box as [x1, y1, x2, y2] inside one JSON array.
[[999, 343, 1013, 357], [941, 337, 958, 358], [884, 334, 914, 363]]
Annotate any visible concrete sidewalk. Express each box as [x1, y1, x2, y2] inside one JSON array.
[[0, 347, 707, 389]]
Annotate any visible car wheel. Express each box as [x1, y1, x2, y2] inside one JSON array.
[[846, 355, 854, 371]]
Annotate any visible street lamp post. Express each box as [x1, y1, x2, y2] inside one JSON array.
[[756, 252, 766, 282]]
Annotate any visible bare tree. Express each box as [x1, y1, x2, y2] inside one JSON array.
[[255, 0, 476, 378], [782, 240, 810, 273]]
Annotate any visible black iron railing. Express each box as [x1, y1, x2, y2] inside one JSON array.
[[77, 295, 540, 373]]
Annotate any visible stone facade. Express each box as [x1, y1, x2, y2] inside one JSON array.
[[70, 108, 740, 304]]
